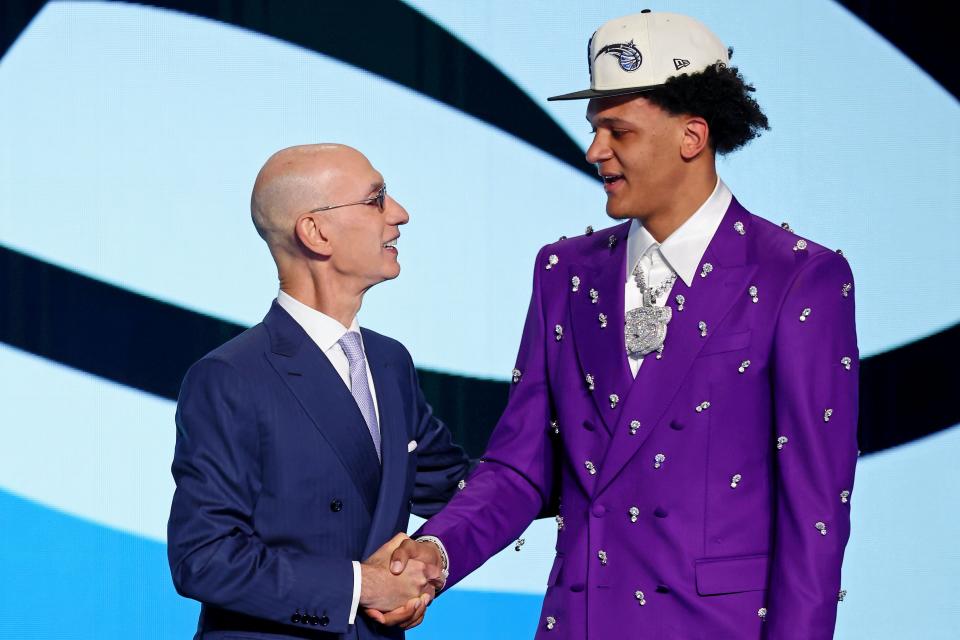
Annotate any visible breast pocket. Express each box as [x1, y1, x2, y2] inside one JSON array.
[[698, 329, 751, 357]]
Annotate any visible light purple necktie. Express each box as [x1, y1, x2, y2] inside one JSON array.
[[338, 331, 382, 460]]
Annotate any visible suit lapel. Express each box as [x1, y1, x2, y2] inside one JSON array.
[[263, 303, 382, 514], [596, 201, 758, 495], [568, 223, 633, 434], [361, 331, 410, 557]]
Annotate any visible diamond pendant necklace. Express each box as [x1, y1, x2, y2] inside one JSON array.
[[625, 262, 677, 358]]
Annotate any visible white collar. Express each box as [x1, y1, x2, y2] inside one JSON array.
[[276, 290, 360, 353], [626, 178, 732, 287]]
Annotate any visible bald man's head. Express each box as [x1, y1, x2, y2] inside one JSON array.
[[250, 143, 373, 255], [249, 143, 408, 296]]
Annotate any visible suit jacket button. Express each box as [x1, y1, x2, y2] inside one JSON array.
[[291, 613, 301, 624], [309, 615, 320, 625], [330, 499, 343, 512], [319, 615, 330, 626]]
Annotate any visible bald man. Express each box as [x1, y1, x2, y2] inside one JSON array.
[[167, 144, 470, 639]]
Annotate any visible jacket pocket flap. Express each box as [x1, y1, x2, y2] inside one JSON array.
[[699, 330, 751, 356], [695, 553, 768, 595]]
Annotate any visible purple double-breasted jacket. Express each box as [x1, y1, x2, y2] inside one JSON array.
[[420, 198, 859, 639]]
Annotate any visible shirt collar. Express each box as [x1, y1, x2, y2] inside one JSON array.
[[276, 290, 361, 353], [626, 178, 732, 287]]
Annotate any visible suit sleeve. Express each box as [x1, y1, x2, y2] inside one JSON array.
[[167, 358, 354, 632], [764, 252, 859, 639], [406, 358, 472, 518], [418, 247, 556, 588]]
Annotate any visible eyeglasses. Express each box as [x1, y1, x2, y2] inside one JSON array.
[[308, 183, 386, 214]]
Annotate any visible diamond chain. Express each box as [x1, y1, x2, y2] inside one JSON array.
[[632, 263, 677, 303]]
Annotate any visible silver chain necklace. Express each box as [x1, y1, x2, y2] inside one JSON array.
[[632, 263, 677, 303], [625, 262, 677, 358]]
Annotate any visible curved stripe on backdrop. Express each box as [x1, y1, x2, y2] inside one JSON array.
[[0, 0, 957, 379], [0, 487, 547, 639], [3, 243, 959, 456], [0, 0, 608, 381]]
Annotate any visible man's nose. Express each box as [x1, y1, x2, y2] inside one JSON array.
[[585, 133, 611, 165], [386, 196, 409, 226]]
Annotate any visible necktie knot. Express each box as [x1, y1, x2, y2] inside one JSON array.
[[338, 331, 365, 365]]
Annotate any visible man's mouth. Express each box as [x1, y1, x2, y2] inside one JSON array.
[[383, 237, 398, 249], [600, 173, 624, 191]]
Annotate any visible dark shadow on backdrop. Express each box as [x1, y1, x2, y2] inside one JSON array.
[[2, 244, 958, 457]]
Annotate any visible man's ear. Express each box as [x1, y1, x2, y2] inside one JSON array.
[[680, 115, 711, 161], [294, 213, 333, 257]]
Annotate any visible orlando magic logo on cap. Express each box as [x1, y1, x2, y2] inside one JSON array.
[[595, 40, 643, 72], [549, 10, 729, 101]]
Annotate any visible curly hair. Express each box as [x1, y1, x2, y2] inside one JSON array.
[[643, 62, 770, 155]]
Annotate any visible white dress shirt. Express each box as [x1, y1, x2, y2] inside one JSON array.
[[624, 178, 732, 377], [276, 290, 381, 625]]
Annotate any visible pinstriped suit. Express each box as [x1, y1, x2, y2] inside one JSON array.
[[168, 301, 469, 639]]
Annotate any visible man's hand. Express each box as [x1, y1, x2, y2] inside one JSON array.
[[360, 534, 434, 615], [364, 592, 432, 630], [389, 537, 445, 591]]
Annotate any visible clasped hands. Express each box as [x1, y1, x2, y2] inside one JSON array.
[[359, 533, 445, 630]]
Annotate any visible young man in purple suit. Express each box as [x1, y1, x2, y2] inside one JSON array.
[[388, 10, 859, 639]]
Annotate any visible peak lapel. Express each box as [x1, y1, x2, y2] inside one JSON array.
[[568, 227, 632, 434], [263, 304, 382, 514], [596, 201, 757, 494]]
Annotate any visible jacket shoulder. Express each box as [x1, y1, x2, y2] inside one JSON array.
[[535, 220, 631, 265], [746, 213, 852, 279], [192, 323, 269, 371]]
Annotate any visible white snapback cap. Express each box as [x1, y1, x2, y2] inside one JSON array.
[[549, 10, 729, 101]]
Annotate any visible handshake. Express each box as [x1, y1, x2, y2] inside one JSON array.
[[359, 533, 445, 630]]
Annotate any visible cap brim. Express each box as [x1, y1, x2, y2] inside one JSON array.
[[547, 83, 663, 101]]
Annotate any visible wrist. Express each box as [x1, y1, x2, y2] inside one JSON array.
[[415, 536, 449, 587], [358, 562, 384, 608]]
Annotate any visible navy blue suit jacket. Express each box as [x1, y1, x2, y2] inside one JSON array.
[[168, 302, 470, 639]]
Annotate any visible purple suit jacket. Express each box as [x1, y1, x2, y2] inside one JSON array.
[[421, 199, 859, 639]]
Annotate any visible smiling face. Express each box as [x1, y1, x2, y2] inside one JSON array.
[[313, 150, 409, 291], [585, 94, 688, 221]]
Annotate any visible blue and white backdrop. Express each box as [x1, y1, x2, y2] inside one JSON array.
[[1, 1, 958, 638]]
